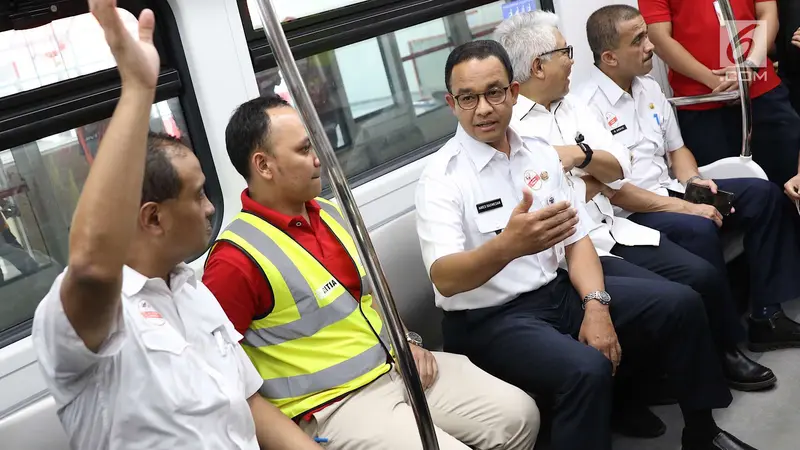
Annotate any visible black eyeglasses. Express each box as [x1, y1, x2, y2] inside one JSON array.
[[451, 86, 510, 110], [538, 45, 574, 60]]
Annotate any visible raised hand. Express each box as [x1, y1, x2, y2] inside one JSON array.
[[90, 0, 159, 91], [501, 188, 579, 258]]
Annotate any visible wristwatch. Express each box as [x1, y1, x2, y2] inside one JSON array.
[[582, 290, 611, 310], [576, 142, 593, 169], [406, 331, 423, 347]]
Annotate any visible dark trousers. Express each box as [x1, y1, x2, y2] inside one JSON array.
[[677, 83, 800, 187], [608, 235, 745, 347], [628, 178, 800, 310], [442, 268, 731, 450]]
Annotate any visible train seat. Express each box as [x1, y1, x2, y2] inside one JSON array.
[[369, 209, 442, 350]]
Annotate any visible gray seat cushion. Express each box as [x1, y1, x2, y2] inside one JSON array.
[[370, 209, 443, 350]]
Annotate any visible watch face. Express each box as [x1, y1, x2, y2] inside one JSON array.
[[599, 291, 611, 303], [406, 332, 423, 345]]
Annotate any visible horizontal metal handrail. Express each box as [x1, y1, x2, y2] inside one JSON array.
[[667, 91, 740, 107]]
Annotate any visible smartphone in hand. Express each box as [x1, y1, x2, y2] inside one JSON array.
[[684, 182, 735, 216]]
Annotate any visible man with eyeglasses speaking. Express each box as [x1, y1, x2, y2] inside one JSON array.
[[415, 39, 751, 450]]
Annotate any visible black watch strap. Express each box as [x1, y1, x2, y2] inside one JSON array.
[[576, 142, 593, 169]]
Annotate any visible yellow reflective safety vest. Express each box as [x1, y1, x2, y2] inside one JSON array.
[[213, 197, 392, 418]]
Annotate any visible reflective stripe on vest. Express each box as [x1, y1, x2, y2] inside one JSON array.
[[226, 218, 367, 347]]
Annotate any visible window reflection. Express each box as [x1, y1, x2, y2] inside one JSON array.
[[247, 0, 373, 28], [256, 1, 513, 183], [0, 98, 188, 334], [0, 8, 139, 98]]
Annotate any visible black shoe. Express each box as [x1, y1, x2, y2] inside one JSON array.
[[682, 430, 758, 449], [721, 347, 777, 391], [748, 311, 800, 352], [612, 402, 666, 438]]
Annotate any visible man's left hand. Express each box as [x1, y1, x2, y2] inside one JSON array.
[[784, 173, 800, 201], [409, 344, 439, 390], [553, 145, 583, 172], [711, 66, 753, 93], [792, 28, 800, 49], [690, 178, 718, 194]]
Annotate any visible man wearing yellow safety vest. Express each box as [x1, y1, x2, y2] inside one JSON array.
[[203, 95, 540, 450]]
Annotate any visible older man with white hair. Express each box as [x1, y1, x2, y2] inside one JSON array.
[[494, 8, 772, 444]]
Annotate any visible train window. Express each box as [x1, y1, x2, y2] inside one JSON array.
[[0, 98, 189, 342], [256, 1, 513, 185], [0, 8, 139, 98], [0, 1, 217, 347], [246, 0, 379, 28]]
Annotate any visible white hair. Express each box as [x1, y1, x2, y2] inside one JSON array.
[[494, 11, 561, 83]]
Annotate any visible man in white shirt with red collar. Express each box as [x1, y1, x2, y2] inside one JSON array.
[[31, 2, 321, 449], [494, 10, 776, 418], [579, 4, 800, 360], [415, 39, 753, 450]]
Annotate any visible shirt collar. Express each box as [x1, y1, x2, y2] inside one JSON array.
[[456, 124, 526, 172], [512, 94, 563, 122], [121, 263, 197, 297], [591, 65, 628, 106], [240, 189, 321, 231]]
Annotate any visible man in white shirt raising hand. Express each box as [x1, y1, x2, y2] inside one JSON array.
[[31, 1, 321, 449]]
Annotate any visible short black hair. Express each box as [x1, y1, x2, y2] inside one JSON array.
[[142, 132, 190, 204], [225, 94, 292, 180], [444, 40, 514, 93], [587, 5, 643, 65]]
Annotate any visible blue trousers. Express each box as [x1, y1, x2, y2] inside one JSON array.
[[442, 268, 731, 450], [607, 235, 745, 347], [628, 178, 800, 310], [677, 83, 800, 187]]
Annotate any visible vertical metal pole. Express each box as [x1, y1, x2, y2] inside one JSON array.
[[251, 2, 440, 449], [717, 0, 753, 157]]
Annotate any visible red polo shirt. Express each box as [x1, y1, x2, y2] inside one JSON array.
[[203, 189, 362, 336], [639, 0, 781, 110]]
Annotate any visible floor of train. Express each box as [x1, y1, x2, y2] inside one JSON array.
[[610, 298, 800, 450]]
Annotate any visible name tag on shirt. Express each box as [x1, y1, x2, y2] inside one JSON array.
[[611, 124, 628, 135], [476, 198, 503, 213]]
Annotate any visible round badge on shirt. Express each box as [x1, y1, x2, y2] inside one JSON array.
[[139, 300, 166, 326], [524, 170, 543, 190]]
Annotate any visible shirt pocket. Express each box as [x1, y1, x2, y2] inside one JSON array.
[[139, 326, 228, 415], [472, 203, 513, 243]]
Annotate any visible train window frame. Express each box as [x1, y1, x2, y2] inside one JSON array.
[[0, 0, 220, 348], [240, 0, 555, 192]]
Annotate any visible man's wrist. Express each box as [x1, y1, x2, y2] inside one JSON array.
[[684, 175, 703, 186], [583, 300, 610, 315]]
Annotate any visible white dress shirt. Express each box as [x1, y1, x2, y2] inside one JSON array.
[[511, 93, 660, 255], [33, 264, 263, 450], [578, 66, 686, 218], [415, 125, 592, 311]]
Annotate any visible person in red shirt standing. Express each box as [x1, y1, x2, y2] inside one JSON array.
[[640, 0, 800, 200], [202, 95, 539, 450]]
